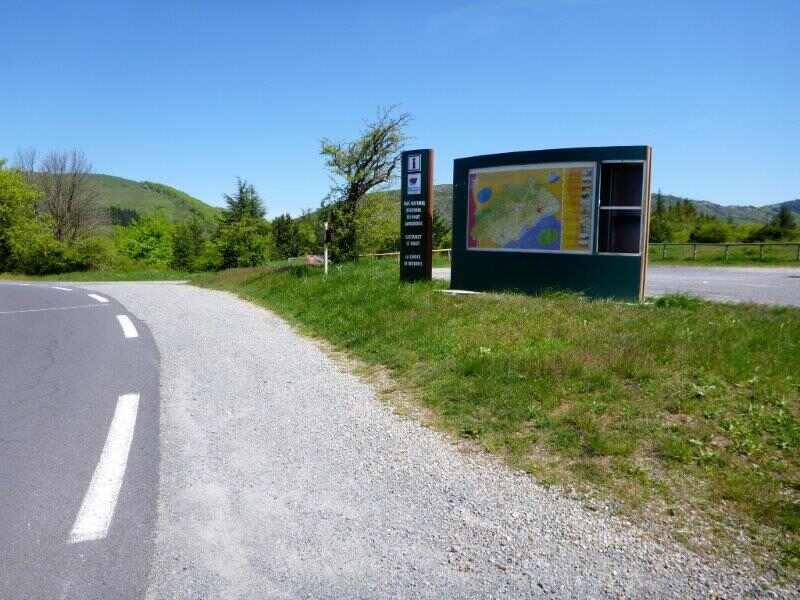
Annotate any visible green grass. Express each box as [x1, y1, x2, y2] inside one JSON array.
[[194, 260, 800, 574], [649, 243, 800, 266], [0, 269, 191, 281]]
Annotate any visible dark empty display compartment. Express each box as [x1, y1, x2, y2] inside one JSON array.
[[598, 209, 641, 254], [598, 162, 644, 254], [600, 163, 644, 207]]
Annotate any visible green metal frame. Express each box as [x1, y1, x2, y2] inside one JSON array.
[[451, 146, 652, 301]]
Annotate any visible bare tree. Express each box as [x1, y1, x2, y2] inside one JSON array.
[[320, 106, 410, 261], [35, 149, 100, 241], [14, 147, 38, 182]]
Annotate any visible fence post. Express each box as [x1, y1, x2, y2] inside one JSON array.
[[796, 244, 800, 262], [662, 244, 667, 259], [724, 245, 729, 262], [759, 244, 764, 260], [692, 244, 697, 260]]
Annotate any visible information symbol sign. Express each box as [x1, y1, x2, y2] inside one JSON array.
[[408, 154, 421, 172]]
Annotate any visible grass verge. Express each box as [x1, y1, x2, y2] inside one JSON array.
[[193, 260, 800, 575], [0, 269, 191, 281], [649, 244, 800, 267]]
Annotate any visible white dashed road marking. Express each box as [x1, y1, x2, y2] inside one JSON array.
[[51, 286, 72, 291], [115, 315, 139, 339], [69, 393, 140, 544], [87, 294, 110, 303], [0, 304, 108, 316]]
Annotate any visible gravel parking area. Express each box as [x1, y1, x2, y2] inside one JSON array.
[[92, 282, 795, 599], [433, 265, 800, 306]]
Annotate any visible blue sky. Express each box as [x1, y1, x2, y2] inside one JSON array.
[[2, 1, 797, 215]]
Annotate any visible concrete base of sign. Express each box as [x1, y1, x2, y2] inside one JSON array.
[[437, 289, 484, 296]]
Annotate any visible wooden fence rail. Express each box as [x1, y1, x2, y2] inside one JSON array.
[[650, 242, 800, 262], [364, 245, 800, 262]]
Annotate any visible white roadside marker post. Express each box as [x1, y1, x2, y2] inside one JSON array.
[[324, 221, 332, 277]]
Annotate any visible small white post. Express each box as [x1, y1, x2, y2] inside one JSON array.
[[323, 221, 329, 276]]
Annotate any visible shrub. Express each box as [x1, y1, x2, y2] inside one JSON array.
[[73, 235, 134, 271], [6, 217, 85, 274], [171, 217, 207, 271], [654, 294, 704, 310], [689, 220, 731, 243], [217, 216, 271, 268], [115, 214, 175, 268]]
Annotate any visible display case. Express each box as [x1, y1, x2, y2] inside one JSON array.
[[597, 162, 646, 255]]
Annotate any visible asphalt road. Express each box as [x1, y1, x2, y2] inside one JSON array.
[[433, 264, 800, 306], [646, 264, 800, 306], [0, 282, 159, 600]]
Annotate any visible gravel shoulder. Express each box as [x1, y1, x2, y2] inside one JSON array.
[[91, 282, 796, 599]]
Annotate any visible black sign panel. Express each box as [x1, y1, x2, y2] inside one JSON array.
[[400, 149, 433, 281]]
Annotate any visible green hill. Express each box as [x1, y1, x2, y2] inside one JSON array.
[[90, 174, 221, 222]]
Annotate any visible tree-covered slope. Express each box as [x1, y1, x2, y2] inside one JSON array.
[[91, 174, 221, 222]]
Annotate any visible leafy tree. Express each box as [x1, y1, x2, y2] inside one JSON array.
[[271, 213, 301, 259], [116, 214, 175, 268], [746, 205, 798, 242], [109, 206, 140, 226], [0, 161, 81, 274], [6, 213, 83, 274], [775, 205, 797, 231], [431, 208, 451, 249], [222, 178, 265, 223], [320, 107, 410, 261], [72, 235, 132, 271], [354, 192, 399, 253], [215, 179, 271, 268], [648, 216, 674, 243], [689, 219, 731, 243], [194, 240, 224, 271], [0, 161, 39, 269], [294, 212, 321, 255], [171, 216, 207, 271], [216, 216, 271, 268], [654, 189, 665, 216]]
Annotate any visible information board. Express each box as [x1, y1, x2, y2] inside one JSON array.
[[400, 149, 433, 281], [467, 162, 595, 254], [451, 146, 652, 301]]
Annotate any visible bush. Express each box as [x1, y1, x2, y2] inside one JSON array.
[[0, 165, 85, 274], [746, 223, 796, 242], [193, 240, 224, 271], [6, 217, 86, 274], [654, 294, 704, 310], [115, 214, 175, 268], [217, 216, 271, 268], [689, 220, 731, 243], [649, 216, 674, 242], [171, 217, 207, 271], [73, 236, 134, 271]]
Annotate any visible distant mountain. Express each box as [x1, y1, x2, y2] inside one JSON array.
[[90, 174, 220, 222], [649, 193, 800, 224], [369, 184, 799, 229]]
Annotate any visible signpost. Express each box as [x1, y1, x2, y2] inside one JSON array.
[[400, 149, 433, 282]]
